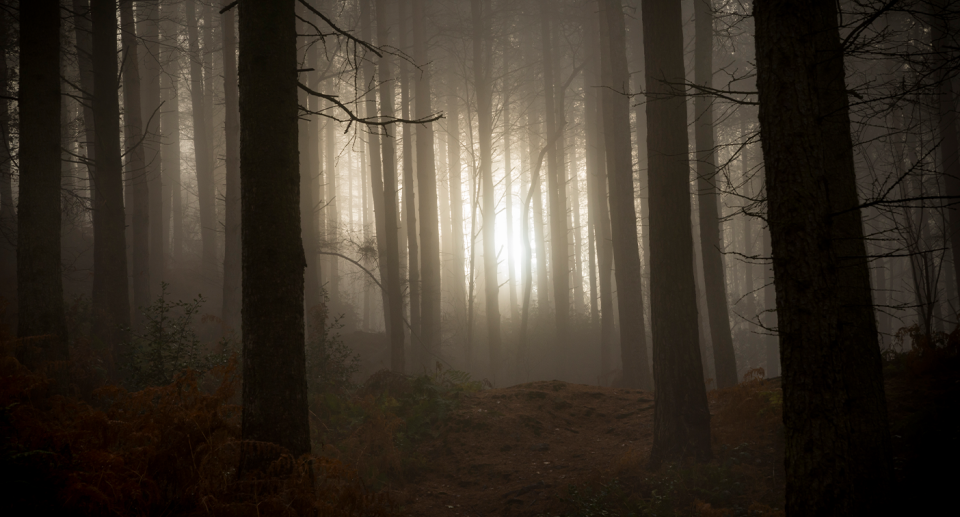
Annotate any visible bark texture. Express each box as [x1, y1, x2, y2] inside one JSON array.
[[222, 0, 241, 333], [17, 0, 68, 360], [238, 0, 310, 460], [641, 0, 711, 462], [754, 0, 892, 513]]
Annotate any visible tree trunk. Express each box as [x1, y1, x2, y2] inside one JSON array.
[[120, 0, 150, 325], [599, 0, 651, 391], [639, 0, 710, 461], [325, 78, 340, 310], [221, 0, 241, 333], [400, 0, 420, 342], [502, 25, 520, 329], [17, 0, 68, 360], [413, 0, 442, 361], [73, 0, 97, 226], [473, 0, 502, 380], [160, 2, 182, 265], [299, 14, 320, 324], [186, 0, 217, 281], [754, 0, 892, 512], [376, 0, 407, 373], [694, 0, 738, 388], [445, 81, 461, 335], [540, 2, 570, 347], [584, 4, 615, 383], [0, 7, 13, 305], [933, 1, 960, 308], [238, 0, 310, 462], [138, 0, 163, 291], [761, 216, 778, 377]]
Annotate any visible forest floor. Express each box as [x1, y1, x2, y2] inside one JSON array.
[[382, 352, 959, 517]]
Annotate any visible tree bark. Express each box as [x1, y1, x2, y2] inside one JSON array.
[[138, 0, 163, 291], [238, 0, 310, 461], [299, 14, 320, 324], [221, 0, 241, 333], [540, 1, 570, 347], [160, 2, 182, 265], [754, 0, 892, 512], [599, 0, 651, 391], [0, 7, 13, 304], [473, 0, 502, 380], [120, 0, 151, 325], [639, 0, 710, 462], [413, 0, 442, 361], [17, 0, 68, 360], [186, 0, 217, 281], [400, 0, 421, 341], [445, 81, 462, 334], [377, 0, 406, 373], [694, 0, 738, 388], [91, 0, 131, 364], [325, 77, 340, 310]]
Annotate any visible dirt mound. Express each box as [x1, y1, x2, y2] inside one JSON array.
[[389, 380, 656, 515]]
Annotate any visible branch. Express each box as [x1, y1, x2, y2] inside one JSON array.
[[297, 82, 442, 131], [298, 0, 382, 58]]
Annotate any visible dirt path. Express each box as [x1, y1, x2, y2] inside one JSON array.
[[390, 380, 657, 516]]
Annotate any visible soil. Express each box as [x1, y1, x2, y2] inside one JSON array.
[[387, 380, 659, 515]]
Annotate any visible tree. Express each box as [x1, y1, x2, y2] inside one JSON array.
[[222, 0, 241, 333], [413, 0, 442, 363], [377, 0, 406, 373], [137, 0, 163, 292], [640, 0, 711, 462], [754, 0, 892, 512], [120, 0, 150, 324], [473, 0, 502, 379], [91, 0, 131, 363], [186, 0, 217, 281], [17, 0, 68, 361], [238, 0, 310, 460], [599, 0, 651, 390], [160, 1, 182, 264], [693, 0, 738, 389]]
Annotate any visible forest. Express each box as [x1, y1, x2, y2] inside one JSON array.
[[1, 0, 958, 515]]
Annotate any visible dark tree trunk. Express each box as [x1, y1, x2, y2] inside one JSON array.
[[160, 2, 182, 265], [91, 0, 131, 364], [0, 7, 13, 305], [325, 76, 339, 309], [73, 0, 97, 219], [120, 0, 150, 324], [298, 14, 320, 323], [762, 218, 778, 377], [933, 1, 960, 303], [640, 0, 711, 462], [138, 0, 163, 291], [17, 0, 68, 360], [694, 0, 738, 388], [754, 0, 892, 513], [377, 0, 406, 373], [599, 0, 651, 391], [584, 2, 615, 382], [221, 0, 241, 333], [413, 0, 442, 361], [186, 0, 217, 281], [473, 0, 502, 380], [238, 0, 310, 461]]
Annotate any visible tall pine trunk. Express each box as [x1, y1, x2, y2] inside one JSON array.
[[138, 0, 163, 291], [91, 0, 130, 368], [160, 2, 182, 265], [413, 0, 442, 362], [186, 0, 217, 281], [17, 0, 68, 361], [221, 0, 241, 332], [599, 0, 651, 390], [377, 0, 406, 373], [754, 0, 892, 512], [640, 0, 710, 461], [473, 0, 502, 379], [400, 0, 421, 340], [120, 0, 150, 324], [238, 0, 310, 462], [694, 0, 738, 388]]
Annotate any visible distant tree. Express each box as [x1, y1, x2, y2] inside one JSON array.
[[137, 0, 163, 292], [17, 0, 68, 361], [599, 0, 651, 390], [693, 0, 738, 389], [221, 0, 241, 333], [640, 0, 711, 462], [238, 0, 310, 461], [473, 0, 503, 380], [120, 0, 150, 325], [91, 0, 131, 364], [754, 0, 892, 512], [0, 6, 12, 304], [159, 1, 182, 264]]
